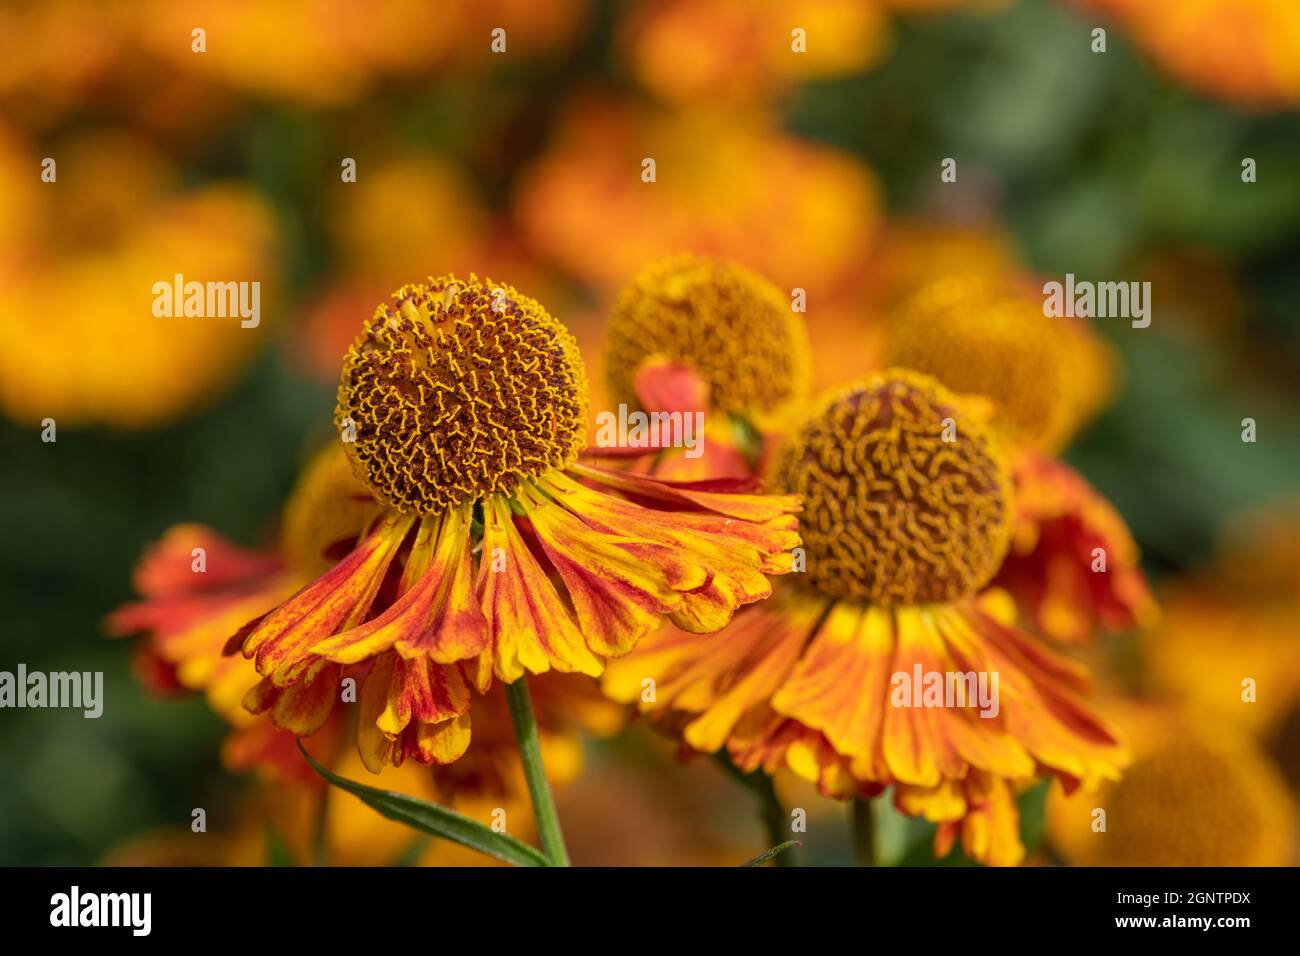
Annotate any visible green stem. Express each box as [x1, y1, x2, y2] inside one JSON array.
[[758, 779, 796, 867], [850, 797, 876, 866], [505, 676, 571, 866], [712, 752, 796, 866]]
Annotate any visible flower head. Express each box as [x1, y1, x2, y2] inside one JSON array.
[[605, 255, 811, 430], [777, 369, 1011, 604], [888, 276, 1114, 455], [111, 440, 632, 815], [605, 369, 1127, 865], [336, 275, 587, 514], [1048, 705, 1296, 866], [237, 275, 800, 771]]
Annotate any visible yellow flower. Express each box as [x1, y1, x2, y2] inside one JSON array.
[[1047, 703, 1296, 866], [0, 131, 278, 428], [888, 275, 1115, 456], [238, 274, 800, 771], [605, 370, 1128, 866], [605, 254, 812, 430], [130, 0, 590, 107]]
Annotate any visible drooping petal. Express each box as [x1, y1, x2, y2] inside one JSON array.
[[997, 450, 1158, 642], [241, 514, 415, 684], [538, 470, 799, 635], [356, 652, 473, 772], [568, 460, 801, 523], [476, 495, 604, 683], [242, 662, 342, 736], [311, 507, 488, 665], [518, 483, 683, 658]]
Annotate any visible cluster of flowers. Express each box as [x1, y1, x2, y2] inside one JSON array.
[[111, 253, 1169, 865]]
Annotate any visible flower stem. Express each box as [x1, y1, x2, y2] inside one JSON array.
[[850, 797, 877, 866], [712, 752, 797, 866], [758, 779, 796, 867], [505, 676, 571, 867]]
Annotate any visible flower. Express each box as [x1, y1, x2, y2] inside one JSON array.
[[604, 369, 1128, 865], [1143, 506, 1300, 737], [107, 443, 377, 781], [1047, 703, 1297, 866], [0, 131, 278, 428], [622, 0, 889, 104], [1074, 0, 1300, 109], [996, 449, 1159, 643], [515, 98, 882, 296], [605, 255, 812, 432], [110, 442, 630, 860], [131, 0, 590, 107], [237, 274, 800, 771], [887, 275, 1114, 456]]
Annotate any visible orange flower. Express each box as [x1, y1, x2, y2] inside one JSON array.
[[1075, 0, 1300, 109], [1047, 702, 1296, 865], [622, 0, 889, 104], [516, 98, 881, 297], [996, 450, 1158, 643], [605, 370, 1128, 866], [591, 255, 814, 482], [237, 274, 800, 771], [110, 443, 629, 812], [108, 444, 377, 782], [1143, 506, 1300, 738], [131, 0, 590, 107]]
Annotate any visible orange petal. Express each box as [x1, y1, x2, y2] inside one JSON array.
[[568, 461, 801, 523], [356, 652, 472, 772], [242, 514, 414, 683], [312, 507, 487, 665], [477, 496, 604, 682]]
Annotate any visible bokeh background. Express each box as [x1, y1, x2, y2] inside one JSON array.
[[1, 0, 1298, 866]]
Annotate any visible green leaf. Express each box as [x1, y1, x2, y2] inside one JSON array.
[[297, 742, 550, 868], [743, 841, 802, 867]]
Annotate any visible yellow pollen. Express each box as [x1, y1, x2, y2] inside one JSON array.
[[281, 444, 380, 577], [335, 275, 588, 514], [604, 255, 811, 423], [775, 369, 1012, 605], [887, 275, 1114, 454]]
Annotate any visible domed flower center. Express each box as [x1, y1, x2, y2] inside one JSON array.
[[336, 275, 588, 514], [888, 276, 1112, 454], [604, 255, 810, 422], [1099, 738, 1276, 866], [776, 369, 1012, 605]]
